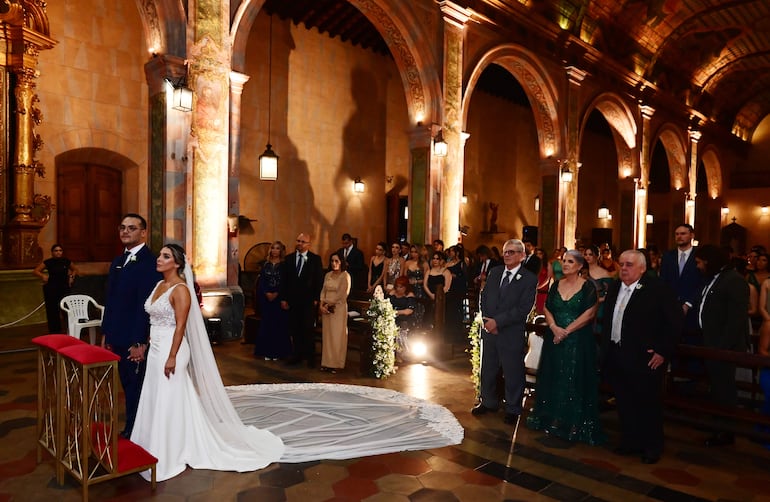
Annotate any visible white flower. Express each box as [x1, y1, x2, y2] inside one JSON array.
[[635, 283, 643, 290], [366, 296, 398, 379], [373, 285, 384, 301], [128, 255, 137, 263], [515, 274, 522, 281]]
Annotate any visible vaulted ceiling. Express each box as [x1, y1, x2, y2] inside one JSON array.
[[263, 0, 770, 140]]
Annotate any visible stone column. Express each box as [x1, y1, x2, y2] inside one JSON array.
[[538, 158, 560, 254], [408, 126, 431, 247], [188, 0, 232, 288], [438, 1, 470, 246], [637, 105, 655, 247], [228, 71, 249, 286], [562, 67, 587, 249], [686, 128, 701, 228]]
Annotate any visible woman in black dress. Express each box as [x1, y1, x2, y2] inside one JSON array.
[[33, 244, 78, 333], [444, 245, 468, 343], [367, 242, 387, 293]]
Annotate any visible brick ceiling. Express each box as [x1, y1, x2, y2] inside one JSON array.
[[263, 0, 770, 138]]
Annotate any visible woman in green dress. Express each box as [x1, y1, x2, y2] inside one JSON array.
[[526, 250, 606, 445]]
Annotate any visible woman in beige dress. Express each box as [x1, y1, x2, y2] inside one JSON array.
[[320, 254, 352, 373]]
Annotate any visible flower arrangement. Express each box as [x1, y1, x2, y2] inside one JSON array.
[[366, 286, 398, 379], [468, 312, 483, 400]]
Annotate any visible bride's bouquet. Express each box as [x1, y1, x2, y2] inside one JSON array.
[[367, 286, 398, 379]]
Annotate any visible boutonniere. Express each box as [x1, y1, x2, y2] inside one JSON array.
[[515, 274, 522, 281], [128, 255, 137, 264], [635, 283, 643, 290]]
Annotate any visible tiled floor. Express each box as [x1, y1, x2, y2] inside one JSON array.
[[2, 324, 770, 501]]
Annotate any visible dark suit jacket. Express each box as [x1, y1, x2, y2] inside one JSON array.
[[480, 266, 538, 337], [522, 253, 542, 276], [337, 246, 366, 290], [700, 268, 749, 352], [280, 250, 324, 307], [102, 245, 162, 348], [473, 258, 501, 279], [600, 275, 682, 368], [659, 248, 703, 328]]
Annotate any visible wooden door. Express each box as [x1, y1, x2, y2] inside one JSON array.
[[57, 164, 122, 261]]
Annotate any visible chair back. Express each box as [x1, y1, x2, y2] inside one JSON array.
[[60, 295, 97, 320]]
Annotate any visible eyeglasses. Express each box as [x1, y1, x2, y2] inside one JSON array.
[[503, 249, 521, 256], [119, 225, 141, 232], [296, 239, 309, 244]]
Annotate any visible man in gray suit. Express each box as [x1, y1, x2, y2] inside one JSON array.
[[472, 238, 538, 424]]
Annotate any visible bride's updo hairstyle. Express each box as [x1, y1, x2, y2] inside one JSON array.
[[164, 243, 187, 279]]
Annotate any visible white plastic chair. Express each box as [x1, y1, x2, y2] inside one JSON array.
[[59, 295, 104, 344]]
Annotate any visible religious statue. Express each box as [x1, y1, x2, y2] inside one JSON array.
[[489, 202, 499, 233]]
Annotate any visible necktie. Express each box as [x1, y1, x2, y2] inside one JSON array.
[[481, 261, 487, 275], [611, 286, 632, 343], [122, 250, 131, 266], [678, 251, 686, 274], [501, 270, 512, 287], [344, 248, 349, 260], [296, 254, 304, 275]]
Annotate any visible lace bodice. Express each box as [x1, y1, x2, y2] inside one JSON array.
[[145, 282, 187, 327]]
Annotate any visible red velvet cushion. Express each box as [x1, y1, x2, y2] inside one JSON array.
[[117, 438, 157, 473], [31, 334, 86, 351], [89, 422, 157, 473], [58, 344, 121, 364]]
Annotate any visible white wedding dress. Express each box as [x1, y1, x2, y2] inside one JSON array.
[[131, 282, 284, 481]]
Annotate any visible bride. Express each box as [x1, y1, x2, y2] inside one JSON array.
[[130, 244, 284, 481]]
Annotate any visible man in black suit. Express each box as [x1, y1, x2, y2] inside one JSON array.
[[102, 213, 162, 437], [472, 245, 499, 290], [659, 224, 703, 338], [601, 250, 681, 464], [337, 233, 365, 293], [472, 238, 538, 424], [281, 232, 324, 367], [694, 244, 749, 447], [521, 238, 542, 276]]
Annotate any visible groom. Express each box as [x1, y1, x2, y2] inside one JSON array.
[[102, 213, 161, 437]]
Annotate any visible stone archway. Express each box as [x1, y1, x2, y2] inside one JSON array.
[[134, 0, 187, 57], [230, 0, 441, 125], [583, 93, 638, 177], [655, 125, 688, 190], [463, 44, 561, 159]]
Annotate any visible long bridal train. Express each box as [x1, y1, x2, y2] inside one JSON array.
[[228, 383, 464, 463]]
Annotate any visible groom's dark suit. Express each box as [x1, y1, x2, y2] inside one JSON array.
[[600, 275, 680, 458], [478, 265, 537, 414], [102, 245, 161, 435]]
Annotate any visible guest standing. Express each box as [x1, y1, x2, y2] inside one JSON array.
[[445, 245, 468, 343], [281, 233, 324, 368], [424, 251, 452, 329], [320, 254, 351, 373], [404, 245, 427, 299], [367, 242, 387, 293], [102, 213, 162, 437], [601, 250, 681, 464], [694, 244, 749, 447], [526, 250, 605, 444], [472, 239, 538, 424], [254, 241, 291, 360], [384, 242, 405, 292], [33, 244, 78, 333], [336, 233, 365, 293], [584, 245, 613, 333]]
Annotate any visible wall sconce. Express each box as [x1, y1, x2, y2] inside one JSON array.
[[646, 214, 654, 224], [762, 206, 769, 215], [597, 201, 610, 219], [433, 129, 447, 157], [353, 177, 365, 193], [686, 198, 695, 208], [534, 194, 540, 212], [622, 167, 632, 178], [560, 162, 573, 183], [461, 194, 467, 204], [404, 206, 409, 220], [259, 14, 279, 180], [721, 206, 729, 215]]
